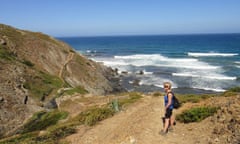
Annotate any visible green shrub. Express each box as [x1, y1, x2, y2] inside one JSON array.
[[220, 87, 240, 97], [227, 87, 240, 92], [76, 106, 115, 126], [0, 114, 74, 144], [34, 125, 76, 143], [0, 132, 39, 144], [176, 106, 219, 123], [21, 110, 68, 133], [47, 125, 76, 139], [22, 59, 34, 67]]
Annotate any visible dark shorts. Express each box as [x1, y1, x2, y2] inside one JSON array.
[[165, 108, 173, 119]]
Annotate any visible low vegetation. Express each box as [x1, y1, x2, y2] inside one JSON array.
[[221, 87, 240, 97], [62, 86, 88, 95], [176, 94, 213, 104], [0, 126, 76, 144], [0, 92, 143, 144], [19, 110, 68, 134], [176, 106, 219, 123], [0, 45, 16, 61], [22, 59, 34, 67], [71, 92, 143, 126], [73, 106, 115, 126], [0, 110, 69, 144], [227, 86, 240, 92], [174, 87, 240, 124], [23, 71, 63, 101], [118, 92, 143, 108], [0, 106, 114, 144]]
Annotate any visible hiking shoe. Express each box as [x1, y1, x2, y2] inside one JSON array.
[[159, 130, 167, 136]]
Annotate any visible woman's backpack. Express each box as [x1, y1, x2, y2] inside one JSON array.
[[173, 96, 180, 109]]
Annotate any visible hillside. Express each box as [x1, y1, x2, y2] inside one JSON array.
[[0, 24, 122, 137]]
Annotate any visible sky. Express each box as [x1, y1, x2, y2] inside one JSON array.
[[1, 0, 240, 37]]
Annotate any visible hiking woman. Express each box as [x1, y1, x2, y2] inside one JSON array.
[[160, 82, 175, 135]]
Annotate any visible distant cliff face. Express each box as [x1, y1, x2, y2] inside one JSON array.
[[0, 24, 122, 137]]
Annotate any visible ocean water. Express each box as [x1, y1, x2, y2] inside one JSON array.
[[58, 34, 240, 94]]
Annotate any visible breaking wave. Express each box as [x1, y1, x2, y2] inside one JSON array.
[[188, 52, 238, 57], [113, 54, 219, 70], [172, 73, 237, 80]]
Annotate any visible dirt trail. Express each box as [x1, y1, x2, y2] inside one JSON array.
[[57, 52, 74, 94], [66, 96, 215, 144], [59, 52, 74, 79]]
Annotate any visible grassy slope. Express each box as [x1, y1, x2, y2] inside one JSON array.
[[0, 92, 143, 144], [1, 88, 239, 143]]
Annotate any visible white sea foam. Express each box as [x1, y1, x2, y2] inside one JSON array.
[[99, 61, 129, 66], [154, 82, 226, 92], [188, 52, 238, 57], [86, 50, 97, 53], [192, 86, 226, 92], [234, 61, 240, 68], [128, 81, 134, 84], [143, 70, 153, 75], [92, 57, 128, 66], [235, 61, 240, 64], [140, 76, 178, 89], [172, 73, 237, 80], [115, 54, 197, 62], [114, 54, 218, 70], [157, 64, 218, 70]]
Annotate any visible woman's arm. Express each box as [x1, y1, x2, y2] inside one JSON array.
[[165, 92, 173, 109]]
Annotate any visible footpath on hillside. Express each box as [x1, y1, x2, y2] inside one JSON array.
[[57, 52, 74, 94], [59, 52, 74, 79], [65, 95, 218, 144]]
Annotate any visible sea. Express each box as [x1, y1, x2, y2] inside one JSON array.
[[58, 34, 240, 94]]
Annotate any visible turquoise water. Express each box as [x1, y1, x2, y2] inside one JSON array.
[[58, 34, 240, 93]]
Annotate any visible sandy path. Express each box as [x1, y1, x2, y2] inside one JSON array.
[[66, 96, 163, 144], [66, 96, 215, 144]]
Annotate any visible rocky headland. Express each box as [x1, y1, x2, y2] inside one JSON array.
[[0, 24, 123, 137]]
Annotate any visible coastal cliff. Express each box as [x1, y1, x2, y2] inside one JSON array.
[[0, 24, 122, 137]]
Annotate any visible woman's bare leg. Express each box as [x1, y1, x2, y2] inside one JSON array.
[[163, 118, 169, 132]]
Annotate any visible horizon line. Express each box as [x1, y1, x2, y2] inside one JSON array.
[[55, 32, 240, 38]]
